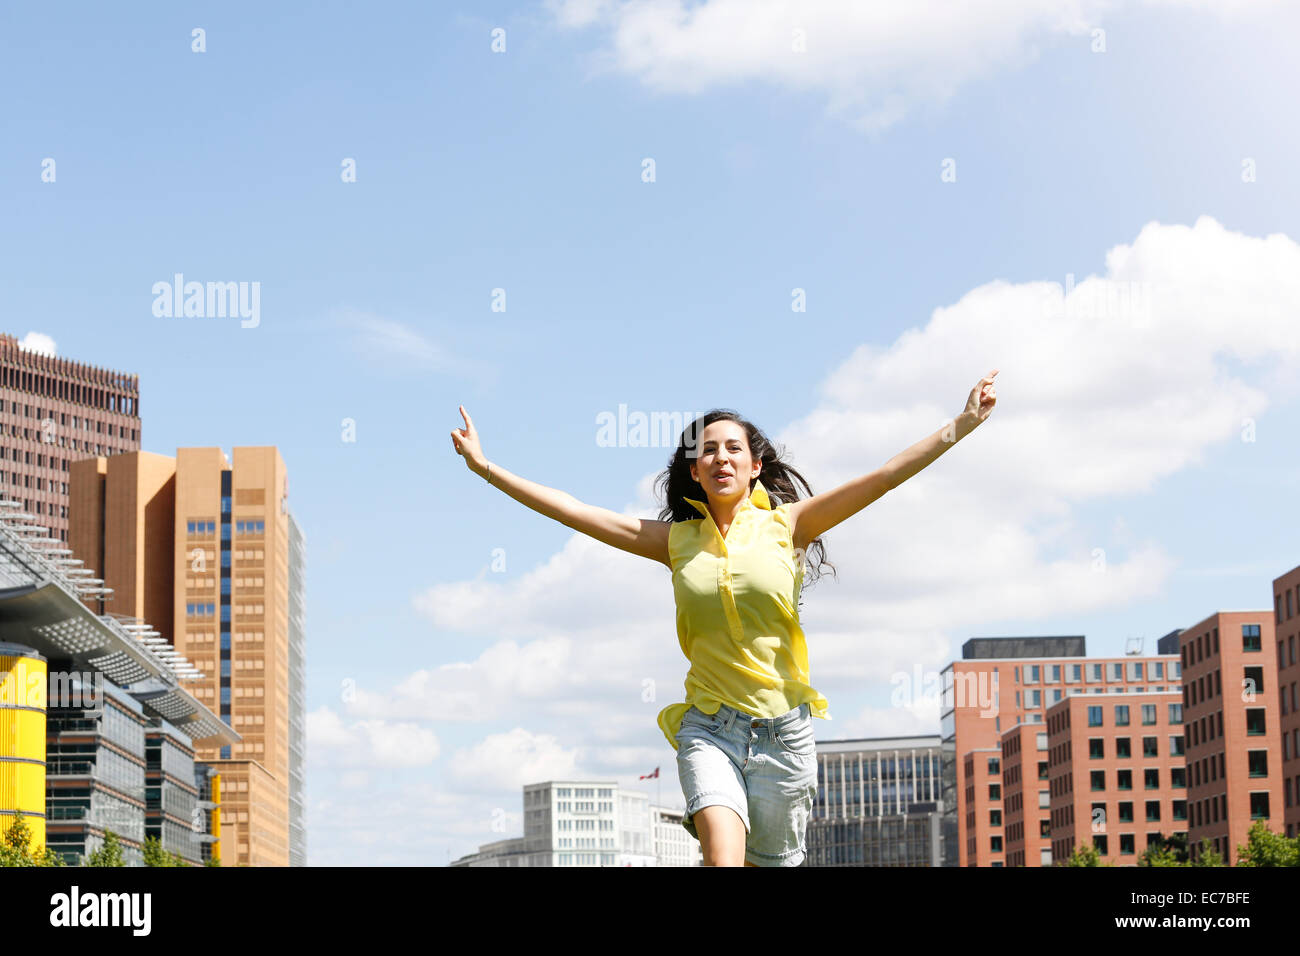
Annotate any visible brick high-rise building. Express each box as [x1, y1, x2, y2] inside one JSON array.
[[68, 446, 305, 867], [1273, 567, 1300, 839], [1177, 610, 1281, 863], [941, 636, 1183, 866], [0, 332, 141, 545]]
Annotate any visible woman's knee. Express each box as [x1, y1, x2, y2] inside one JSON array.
[[694, 804, 746, 866]]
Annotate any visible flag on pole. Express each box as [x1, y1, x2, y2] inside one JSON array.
[[639, 766, 659, 780]]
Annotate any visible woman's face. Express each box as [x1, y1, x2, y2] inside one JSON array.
[[689, 420, 759, 502]]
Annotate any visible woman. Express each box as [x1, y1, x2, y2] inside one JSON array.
[[450, 369, 998, 866]]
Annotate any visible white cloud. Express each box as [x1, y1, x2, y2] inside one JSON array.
[[306, 706, 442, 769], [545, 0, 1288, 132], [19, 331, 57, 355], [447, 727, 585, 791], [334, 309, 497, 382]]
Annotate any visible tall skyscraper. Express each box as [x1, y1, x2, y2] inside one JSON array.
[[0, 332, 141, 545], [68, 446, 305, 866]]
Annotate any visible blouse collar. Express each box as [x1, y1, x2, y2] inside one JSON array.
[[683, 479, 773, 518]]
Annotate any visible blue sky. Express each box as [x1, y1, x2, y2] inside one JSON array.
[[3, 1, 1298, 865]]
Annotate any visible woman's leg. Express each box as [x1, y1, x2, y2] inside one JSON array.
[[694, 805, 746, 866]]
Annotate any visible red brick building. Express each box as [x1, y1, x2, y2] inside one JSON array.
[[1179, 610, 1281, 862], [1274, 567, 1300, 839], [1044, 691, 1185, 864], [0, 332, 141, 544], [942, 636, 1182, 866]]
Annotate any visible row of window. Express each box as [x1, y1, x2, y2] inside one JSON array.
[[3, 427, 130, 455], [0, 400, 137, 435], [1084, 703, 1177, 727], [1017, 661, 1179, 684], [0, 471, 68, 493], [1087, 736, 1186, 758], [186, 519, 265, 535]]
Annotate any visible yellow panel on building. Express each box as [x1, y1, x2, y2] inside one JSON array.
[[0, 644, 48, 851]]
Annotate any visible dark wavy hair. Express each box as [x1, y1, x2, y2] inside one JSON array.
[[654, 409, 837, 596]]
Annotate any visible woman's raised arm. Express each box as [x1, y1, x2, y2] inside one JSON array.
[[450, 405, 673, 568], [787, 370, 998, 550]]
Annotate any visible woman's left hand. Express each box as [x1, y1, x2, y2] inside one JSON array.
[[964, 369, 998, 424]]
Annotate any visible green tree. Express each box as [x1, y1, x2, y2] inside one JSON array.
[[0, 813, 67, 867], [1062, 842, 1112, 866], [1138, 832, 1190, 866], [1234, 819, 1300, 867], [1190, 838, 1224, 867], [84, 829, 125, 867], [142, 834, 187, 867]]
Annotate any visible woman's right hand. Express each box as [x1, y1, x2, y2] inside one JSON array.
[[450, 404, 488, 477]]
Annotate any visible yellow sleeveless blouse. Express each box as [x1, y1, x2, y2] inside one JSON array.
[[657, 479, 831, 750]]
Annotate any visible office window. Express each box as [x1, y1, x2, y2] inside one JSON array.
[[1091, 770, 1105, 791], [1089, 738, 1105, 759], [1141, 704, 1156, 725], [989, 783, 1001, 800], [1248, 751, 1268, 778], [1142, 736, 1158, 758], [989, 809, 1001, 826], [1117, 801, 1133, 823], [1168, 702, 1182, 725], [1117, 770, 1132, 791], [1144, 768, 1159, 790], [1093, 835, 1108, 854], [1152, 661, 1164, 679], [1038, 790, 1050, 809], [1127, 661, 1144, 681], [1169, 735, 1184, 757], [1088, 705, 1103, 727], [1244, 666, 1264, 698], [1243, 624, 1262, 653], [1246, 709, 1266, 736], [1049, 664, 1061, 683], [1250, 792, 1270, 819], [1115, 705, 1130, 726], [1171, 767, 1185, 789], [987, 757, 1000, 774], [1028, 664, 1040, 683], [1116, 737, 1131, 759]]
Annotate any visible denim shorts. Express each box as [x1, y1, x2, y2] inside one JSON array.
[[676, 701, 818, 866]]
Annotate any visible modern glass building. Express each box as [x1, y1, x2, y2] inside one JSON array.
[[804, 735, 945, 866]]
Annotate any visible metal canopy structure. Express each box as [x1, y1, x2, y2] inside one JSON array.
[[0, 497, 238, 746]]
